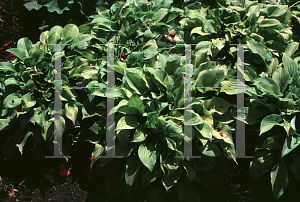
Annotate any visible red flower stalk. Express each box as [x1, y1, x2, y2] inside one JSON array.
[[8, 53, 16, 60], [15, 105, 25, 112], [59, 164, 70, 177], [3, 41, 11, 47], [90, 156, 96, 168], [59, 169, 70, 177], [0, 42, 11, 50], [119, 52, 126, 61]]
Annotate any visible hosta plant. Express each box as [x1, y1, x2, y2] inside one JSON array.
[[1, 0, 300, 201]]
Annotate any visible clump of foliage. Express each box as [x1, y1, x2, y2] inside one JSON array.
[[23, 0, 120, 16], [1, 0, 300, 201]]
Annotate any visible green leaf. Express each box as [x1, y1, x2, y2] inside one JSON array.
[[39, 30, 49, 43], [30, 108, 43, 126], [253, 77, 283, 98], [165, 137, 176, 150], [49, 25, 63, 36], [220, 79, 245, 95], [182, 160, 196, 183], [75, 49, 96, 61], [61, 88, 77, 101], [153, 8, 169, 22], [88, 120, 103, 136], [265, 5, 288, 18], [174, 85, 184, 108], [184, 110, 205, 126], [166, 133, 184, 148], [262, 134, 284, 150], [4, 78, 18, 87], [268, 57, 279, 77], [191, 27, 210, 36], [195, 70, 225, 88], [6, 48, 26, 61], [127, 52, 144, 66], [204, 19, 217, 34], [196, 121, 212, 139], [125, 68, 148, 95], [291, 154, 300, 182], [91, 16, 117, 31], [290, 116, 296, 131], [210, 38, 226, 58], [23, 0, 42, 11], [126, 22, 140, 36], [272, 67, 290, 93], [282, 53, 299, 77], [143, 49, 158, 60], [42, 117, 54, 141], [271, 160, 288, 201], [22, 93, 36, 108], [30, 49, 44, 66], [281, 134, 300, 158], [69, 65, 98, 79], [250, 150, 274, 180], [132, 127, 146, 143], [116, 130, 131, 145], [0, 118, 10, 130], [247, 40, 272, 64], [116, 115, 140, 130], [138, 143, 157, 172], [63, 24, 79, 38], [15, 131, 32, 155], [260, 114, 284, 136], [65, 102, 78, 125], [125, 155, 142, 186], [284, 42, 299, 57], [3, 93, 22, 108], [202, 141, 222, 157], [166, 54, 180, 76], [259, 19, 281, 28], [0, 62, 16, 73], [71, 34, 93, 50], [92, 144, 104, 158], [44, 0, 74, 14], [47, 32, 61, 52], [17, 37, 32, 58], [195, 41, 212, 55], [54, 116, 66, 140], [127, 94, 145, 115], [203, 96, 231, 115]]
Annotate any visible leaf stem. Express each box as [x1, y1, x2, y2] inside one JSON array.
[[289, 0, 300, 9]]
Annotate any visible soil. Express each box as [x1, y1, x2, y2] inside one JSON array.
[[0, 142, 276, 202]]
